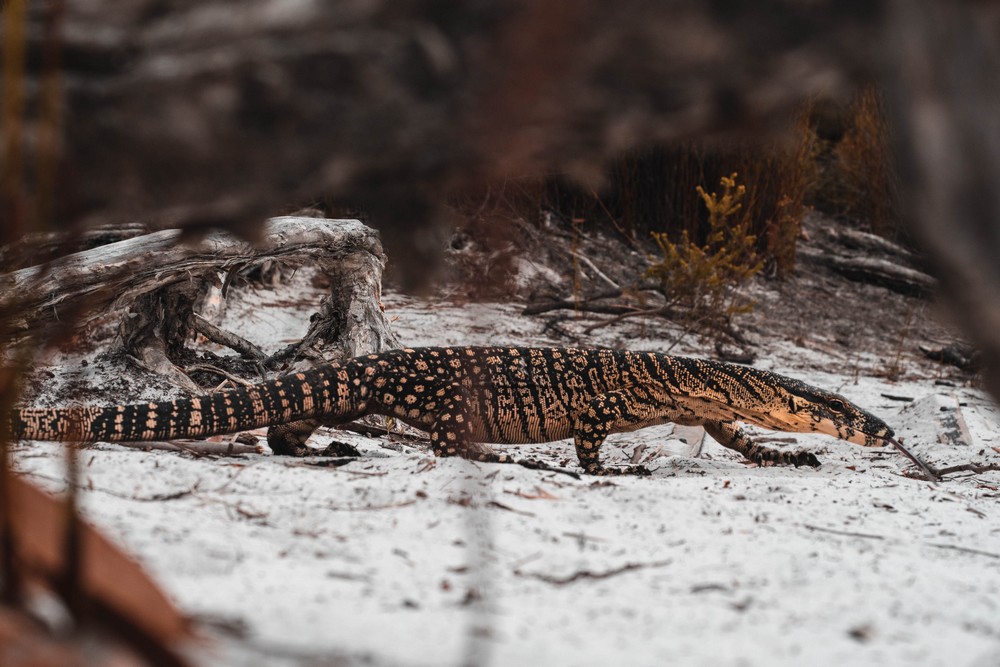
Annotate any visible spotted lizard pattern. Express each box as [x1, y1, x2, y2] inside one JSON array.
[[9, 346, 894, 474]]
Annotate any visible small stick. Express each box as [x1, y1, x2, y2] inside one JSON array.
[[486, 500, 535, 517], [324, 498, 418, 512], [880, 393, 915, 402], [570, 250, 620, 290], [934, 463, 1000, 476], [883, 436, 1000, 481], [926, 543, 1000, 560], [115, 438, 262, 456], [514, 458, 581, 480], [192, 314, 267, 361], [582, 306, 666, 333], [883, 436, 940, 481], [525, 299, 640, 317], [803, 524, 885, 540], [515, 559, 671, 586]]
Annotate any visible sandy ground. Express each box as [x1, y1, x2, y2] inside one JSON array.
[[10, 270, 1000, 667]]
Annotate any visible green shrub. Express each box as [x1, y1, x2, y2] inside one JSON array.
[[646, 173, 763, 338]]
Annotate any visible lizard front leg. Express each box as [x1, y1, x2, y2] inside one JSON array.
[[704, 421, 820, 467]]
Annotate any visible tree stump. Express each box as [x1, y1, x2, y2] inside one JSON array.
[[1, 217, 399, 389]]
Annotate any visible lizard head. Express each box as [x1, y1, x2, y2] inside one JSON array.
[[758, 382, 893, 447], [685, 358, 894, 447]]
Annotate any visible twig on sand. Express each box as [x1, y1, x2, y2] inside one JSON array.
[[571, 250, 620, 290], [324, 499, 418, 511], [886, 436, 1000, 481], [934, 463, 1000, 476], [886, 437, 940, 481], [803, 524, 1000, 560], [486, 500, 535, 517], [803, 524, 885, 540], [514, 559, 671, 586], [514, 458, 581, 479], [116, 438, 262, 457], [521, 288, 629, 316], [926, 543, 1000, 560]]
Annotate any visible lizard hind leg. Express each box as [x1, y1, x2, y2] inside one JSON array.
[[421, 383, 528, 467], [425, 387, 489, 459], [572, 391, 653, 476], [704, 421, 820, 467], [267, 419, 362, 457]]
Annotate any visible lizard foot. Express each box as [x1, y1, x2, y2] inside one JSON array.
[[750, 446, 820, 468], [278, 440, 362, 457], [584, 464, 651, 477], [268, 420, 361, 457], [315, 440, 362, 457], [789, 450, 821, 467]]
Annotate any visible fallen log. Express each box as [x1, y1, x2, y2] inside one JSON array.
[[824, 256, 936, 298], [796, 246, 936, 298], [0, 223, 151, 271], [821, 226, 917, 262]]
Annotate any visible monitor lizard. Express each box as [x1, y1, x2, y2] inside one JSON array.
[[9, 346, 894, 475]]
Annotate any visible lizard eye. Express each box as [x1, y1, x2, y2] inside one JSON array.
[[829, 399, 847, 413]]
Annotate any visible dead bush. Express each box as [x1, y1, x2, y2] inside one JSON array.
[[834, 86, 901, 238]]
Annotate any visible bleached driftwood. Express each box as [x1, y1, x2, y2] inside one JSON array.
[[0, 223, 151, 271], [1, 217, 399, 386]]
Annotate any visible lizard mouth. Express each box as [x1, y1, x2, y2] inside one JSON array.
[[774, 415, 893, 448], [856, 424, 894, 447]]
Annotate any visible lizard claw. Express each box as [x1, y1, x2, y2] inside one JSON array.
[[586, 464, 651, 477], [318, 441, 362, 457], [791, 451, 821, 467]]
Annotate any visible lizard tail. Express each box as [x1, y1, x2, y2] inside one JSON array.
[[8, 363, 359, 443]]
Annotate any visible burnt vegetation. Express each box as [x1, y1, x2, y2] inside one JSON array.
[[445, 90, 919, 361]]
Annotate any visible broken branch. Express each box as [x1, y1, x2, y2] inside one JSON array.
[[192, 314, 267, 362]]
